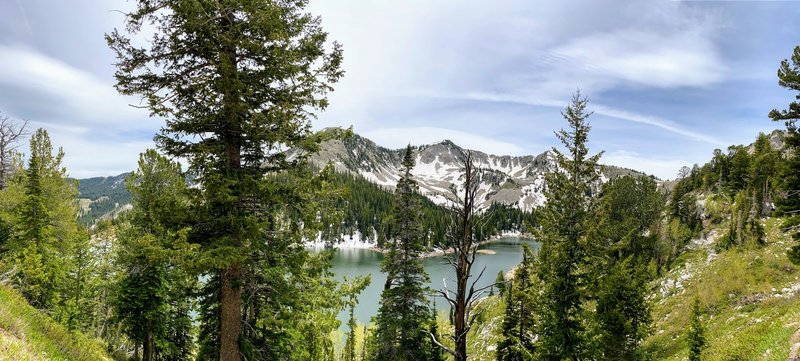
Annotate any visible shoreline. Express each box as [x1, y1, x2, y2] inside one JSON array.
[[308, 231, 535, 258], [417, 231, 533, 258]]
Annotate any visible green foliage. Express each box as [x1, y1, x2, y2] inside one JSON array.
[[343, 275, 370, 361], [593, 258, 652, 360], [584, 175, 661, 360], [769, 45, 800, 263], [370, 146, 438, 361], [76, 173, 131, 226], [107, 0, 347, 358], [532, 91, 602, 360], [768, 45, 800, 129], [8, 129, 79, 311], [593, 175, 664, 262], [114, 149, 194, 360], [644, 218, 799, 360], [687, 298, 706, 361], [495, 271, 506, 297], [496, 244, 536, 361], [718, 191, 765, 249], [323, 171, 534, 249]]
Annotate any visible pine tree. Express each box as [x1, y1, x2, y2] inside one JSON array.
[[532, 91, 602, 360], [593, 259, 651, 360], [749, 133, 779, 217], [768, 45, 800, 264], [371, 145, 437, 361], [496, 244, 536, 361], [107, 1, 344, 359], [495, 271, 506, 297], [12, 129, 78, 310], [588, 175, 660, 360], [687, 298, 706, 361], [343, 276, 370, 361], [114, 149, 193, 361]]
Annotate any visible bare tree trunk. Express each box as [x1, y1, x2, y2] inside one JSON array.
[[431, 152, 493, 361], [220, 264, 243, 361]]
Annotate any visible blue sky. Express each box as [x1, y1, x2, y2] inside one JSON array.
[[0, 0, 797, 179]]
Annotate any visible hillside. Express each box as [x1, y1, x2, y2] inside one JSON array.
[[463, 213, 800, 360], [75, 173, 131, 225], [0, 284, 111, 360], [644, 215, 800, 360]]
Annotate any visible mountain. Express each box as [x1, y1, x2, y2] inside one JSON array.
[[75, 131, 649, 224], [76, 173, 132, 225], [307, 130, 649, 211]]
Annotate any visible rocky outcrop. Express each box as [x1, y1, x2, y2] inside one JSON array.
[[789, 328, 800, 361]]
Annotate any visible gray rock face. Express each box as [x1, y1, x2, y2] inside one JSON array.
[[306, 132, 647, 211], [789, 328, 800, 361]]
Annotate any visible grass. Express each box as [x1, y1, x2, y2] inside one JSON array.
[[0, 284, 111, 361], [460, 216, 800, 360], [643, 217, 800, 360]]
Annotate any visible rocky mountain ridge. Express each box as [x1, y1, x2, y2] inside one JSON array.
[[76, 131, 650, 223], [307, 131, 648, 211]]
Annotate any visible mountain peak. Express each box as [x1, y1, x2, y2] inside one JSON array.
[[306, 131, 644, 211]]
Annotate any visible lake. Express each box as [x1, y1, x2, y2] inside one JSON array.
[[322, 237, 539, 325]]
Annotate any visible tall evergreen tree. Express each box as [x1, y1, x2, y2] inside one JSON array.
[[768, 45, 800, 264], [532, 91, 602, 361], [496, 244, 536, 361], [749, 133, 779, 217], [343, 275, 370, 361], [371, 145, 437, 361], [588, 175, 660, 360], [11, 128, 79, 310], [107, 1, 344, 359], [114, 149, 193, 361], [593, 258, 651, 360]]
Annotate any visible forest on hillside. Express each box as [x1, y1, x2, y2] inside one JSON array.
[[0, 1, 798, 361]]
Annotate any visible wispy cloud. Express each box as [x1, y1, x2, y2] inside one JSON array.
[[0, 44, 159, 177], [549, 30, 727, 88], [417, 91, 727, 146], [590, 104, 727, 146], [0, 0, 792, 180], [0, 44, 151, 127]]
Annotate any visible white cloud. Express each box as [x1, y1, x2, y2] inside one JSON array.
[[0, 44, 155, 128], [602, 150, 691, 180], [0, 44, 159, 178], [550, 30, 726, 89], [362, 127, 526, 156], [422, 91, 727, 146], [11, 120, 152, 179]]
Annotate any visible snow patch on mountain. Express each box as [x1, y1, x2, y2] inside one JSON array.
[[305, 131, 647, 212]]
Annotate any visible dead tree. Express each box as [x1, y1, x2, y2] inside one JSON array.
[[431, 151, 494, 361], [0, 112, 29, 189]]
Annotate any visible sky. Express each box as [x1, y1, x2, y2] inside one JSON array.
[[0, 0, 798, 179]]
